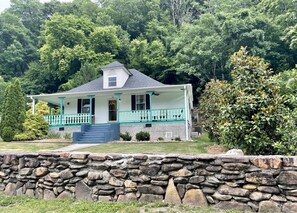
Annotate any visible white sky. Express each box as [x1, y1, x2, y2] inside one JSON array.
[[0, 0, 73, 13]]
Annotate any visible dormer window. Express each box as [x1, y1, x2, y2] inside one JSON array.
[[108, 76, 117, 87]]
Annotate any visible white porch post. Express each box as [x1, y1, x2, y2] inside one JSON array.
[[146, 91, 153, 121], [184, 85, 189, 140], [58, 97, 65, 125], [88, 95, 94, 124], [115, 93, 122, 123], [31, 97, 36, 115]]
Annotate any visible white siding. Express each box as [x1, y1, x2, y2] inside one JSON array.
[[103, 68, 129, 89]]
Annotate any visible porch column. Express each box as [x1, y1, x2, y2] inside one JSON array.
[[31, 97, 36, 115], [115, 93, 122, 123], [58, 97, 65, 125], [183, 86, 189, 140], [48, 104, 52, 115], [88, 95, 94, 124], [146, 91, 153, 121]]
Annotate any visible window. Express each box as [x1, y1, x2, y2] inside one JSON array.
[[108, 76, 117, 87], [77, 98, 95, 114], [131, 94, 150, 110]]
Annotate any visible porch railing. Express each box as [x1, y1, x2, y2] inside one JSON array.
[[119, 108, 185, 123], [44, 113, 90, 126]]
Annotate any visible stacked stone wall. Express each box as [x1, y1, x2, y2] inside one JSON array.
[[0, 152, 297, 212]]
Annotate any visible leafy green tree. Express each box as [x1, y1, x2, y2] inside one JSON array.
[[0, 77, 8, 107], [198, 79, 230, 142], [0, 80, 26, 141], [219, 47, 295, 155]]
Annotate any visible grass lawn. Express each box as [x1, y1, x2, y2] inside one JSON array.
[[78, 134, 215, 154], [0, 193, 243, 213], [0, 141, 69, 152]]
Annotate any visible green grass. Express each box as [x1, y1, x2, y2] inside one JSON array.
[[0, 141, 69, 152], [0, 193, 244, 213], [78, 133, 214, 154]]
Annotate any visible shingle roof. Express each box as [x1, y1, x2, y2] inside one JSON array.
[[101, 61, 124, 69], [66, 68, 165, 93]]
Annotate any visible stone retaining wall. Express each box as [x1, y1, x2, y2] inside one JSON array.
[[1, 152, 297, 212]]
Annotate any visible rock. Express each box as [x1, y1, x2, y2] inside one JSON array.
[[70, 153, 88, 159], [182, 189, 208, 207], [124, 180, 137, 188], [215, 173, 245, 181], [212, 192, 232, 201], [161, 163, 183, 172], [251, 157, 282, 169], [202, 187, 216, 194], [140, 165, 160, 176], [75, 181, 92, 201], [189, 176, 205, 184], [250, 192, 272, 201], [257, 186, 280, 194], [25, 189, 35, 197], [139, 194, 163, 202], [151, 175, 169, 181], [225, 149, 244, 156], [151, 180, 167, 186], [248, 201, 259, 211], [110, 169, 128, 178], [60, 169, 73, 179], [109, 177, 124, 187], [88, 171, 102, 180], [137, 185, 165, 195], [44, 189, 56, 199], [206, 195, 215, 204], [246, 172, 276, 185], [76, 170, 89, 177], [35, 167, 49, 177], [164, 178, 181, 205], [49, 172, 60, 178], [4, 183, 16, 196], [223, 163, 249, 171], [221, 169, 241, 175], [206, 176, 222, 185], [117, 193, 137, 202], [57, 190, 73, 199], [277, 171, 297, 185], [20, 168, 32, 176], [282, 202, 297, 213], [0, 171, 6, 177], [205, 166, 222, 172], [285, 189, 297, 196], [98, 196, 112, 201], [271, 195, 286, 202], [243, 184, 257, 190], [170, 168, 193, 177], [177, 184, 186, 199], [214, 201, 251, 212], [218, 185, 250, 197], [173, 177, 188, 184], [258, 200, 281, 213], [286, 196, 297, 202], [233, 196, 250, 202]]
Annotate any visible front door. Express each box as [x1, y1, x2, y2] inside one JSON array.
[[108, 100, 117, 121]]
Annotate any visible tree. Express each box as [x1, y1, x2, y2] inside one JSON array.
[[0, 80, 26, 141], [219, 47, 295, 155], [0, 77, 8, 107]]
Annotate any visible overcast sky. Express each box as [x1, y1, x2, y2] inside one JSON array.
[[0, 0, 73, 13]]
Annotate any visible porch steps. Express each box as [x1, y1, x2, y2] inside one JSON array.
[[74, 124, 120, 144]]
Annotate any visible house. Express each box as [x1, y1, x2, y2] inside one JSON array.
[[30, 62, 193, 143]]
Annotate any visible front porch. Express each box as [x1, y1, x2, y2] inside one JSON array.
[[44, 108, 185, 126]]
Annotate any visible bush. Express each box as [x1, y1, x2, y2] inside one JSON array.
[[120, 132, 132, 141], [47, 132, 61, 139], [174, 137, 181, 141], [136, 131, 150, 141], [157, 137, 164, 141], [14, 114, 49, 141], [64, 133, 72, 140], [1, 127, 15, 142]]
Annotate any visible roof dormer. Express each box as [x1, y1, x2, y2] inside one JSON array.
[[101, 62, 132, 89]]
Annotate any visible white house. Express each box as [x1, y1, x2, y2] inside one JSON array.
[[30, 62, 193, 143]]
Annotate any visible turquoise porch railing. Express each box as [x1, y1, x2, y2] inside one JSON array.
[[44, 113, 90, 126], [119, 108, 185, 123]]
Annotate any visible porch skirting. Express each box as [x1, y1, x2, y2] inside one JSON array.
[[120, 122, 187, 141]]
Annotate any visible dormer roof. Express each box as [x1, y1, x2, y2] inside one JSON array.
[[101, 61, 132, 75]]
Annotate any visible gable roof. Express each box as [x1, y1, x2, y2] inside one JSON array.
[[66, 68, 165, 94]]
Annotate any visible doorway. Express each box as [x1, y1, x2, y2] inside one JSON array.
[[108, 100, 117, 121]]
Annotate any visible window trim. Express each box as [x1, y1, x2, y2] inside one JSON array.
[[108, 76, 117, 87]]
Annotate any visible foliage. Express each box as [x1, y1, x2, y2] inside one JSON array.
[[198, 79, 230, 142], [219, 47, 296, 155], [0, 77, 8, 107], [1, 127, 15, 142], [14, 113, 49, 141], [0, 80, 26, 141], [174, 137, 181, 141], [47, 132, 61, 139], [135, 131, 150, 141], [64, 132, 72, 140], [120, 132, 132, 141]]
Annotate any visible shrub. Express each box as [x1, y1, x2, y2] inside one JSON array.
[[64, 133, 72, 140], [136, 131, 150, 141], [120, 132, 132, 141], [157, 137, 164, 141], [174, 137, 181, 141], [14, 114, 49, 141], [1, 127, 15, 142], [47, 132, 61, 139]]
